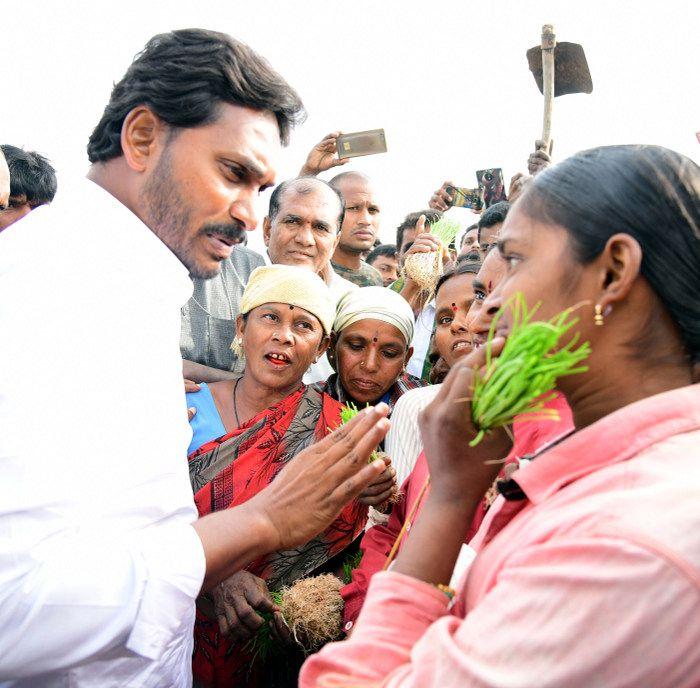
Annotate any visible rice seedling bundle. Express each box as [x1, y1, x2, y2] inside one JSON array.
[[469, 293, 590, 446], [403, 216, 461, 293]]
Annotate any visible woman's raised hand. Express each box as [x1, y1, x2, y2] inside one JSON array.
[[418, 339, 513, 505]]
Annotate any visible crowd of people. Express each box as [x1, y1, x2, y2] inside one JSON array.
[[1, 27, 698, 688]]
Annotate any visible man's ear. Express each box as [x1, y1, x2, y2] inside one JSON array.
[[596, 233, 643, 312], [262, 216, 272, 247], [332, 228, 341, 251], [120, 106, 166, 173]]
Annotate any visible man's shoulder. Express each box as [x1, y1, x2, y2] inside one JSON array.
[[230, 246, 266, 274], [327, 269, 358, 301], [331, 260, 383, 288], [360, 261, 383, 285]]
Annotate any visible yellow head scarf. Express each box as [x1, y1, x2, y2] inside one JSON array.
[[239, 265, 335, 335]]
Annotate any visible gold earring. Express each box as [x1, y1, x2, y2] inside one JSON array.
[[231, 336, 244, 358], [594, 304, 604, 326]]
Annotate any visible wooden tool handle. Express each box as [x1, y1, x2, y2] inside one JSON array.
[[541, 24, 556, 150]]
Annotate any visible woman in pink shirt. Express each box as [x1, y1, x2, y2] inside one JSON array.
[[301, 145, 700, 687]]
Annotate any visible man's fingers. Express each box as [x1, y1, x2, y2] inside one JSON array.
[[322, 404, 390, 464], [184, 379, 201, 393], [330, 456, 388, 505], [188, 407, 197, 421]]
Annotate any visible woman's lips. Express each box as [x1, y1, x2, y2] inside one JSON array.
[[451, 340, 472, 352], [350, 378, 379, 391], [264, 352, 292, 367]]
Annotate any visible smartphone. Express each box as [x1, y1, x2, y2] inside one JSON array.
[[476, 168, 507, 208], [336, 129, 388, 159], [446, 185, 483, 211]]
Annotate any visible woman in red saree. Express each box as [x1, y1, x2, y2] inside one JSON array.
[[186, 265, 395, 687]]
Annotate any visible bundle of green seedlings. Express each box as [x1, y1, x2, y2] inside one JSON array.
[[247, 552, 364, 662], [469, 293, 591, 447], [339, 402, 400, 506], [403, 216, 461, 294]]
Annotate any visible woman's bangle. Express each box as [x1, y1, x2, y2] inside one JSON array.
[[435, 583, 456, 601]]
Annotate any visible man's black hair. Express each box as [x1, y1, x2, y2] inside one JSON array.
[[1, 145, 57, 206], [366, 243, 397, 266], [87, 28, 305, 162], [268, 177, 345, 230], [396, 209, 442, 251], [477, 201, 509, 241]]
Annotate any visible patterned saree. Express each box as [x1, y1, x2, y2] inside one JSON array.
[[188, 384, 366, 687]]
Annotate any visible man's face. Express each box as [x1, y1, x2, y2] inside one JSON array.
[[0, 194, 34, 233], [459, 227, 479, 259], [264, 185, 341, 274], [479, 222, 502, 257], [336, 177, 380, 254], [398, 226, 418, 263], [368, 253, 398, 286], [141, 103, 280, 279]]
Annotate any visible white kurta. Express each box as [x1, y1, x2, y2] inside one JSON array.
[[0, 178, 205, 687]]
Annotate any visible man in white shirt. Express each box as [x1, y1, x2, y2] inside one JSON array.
[[0, 28, 388, 687]]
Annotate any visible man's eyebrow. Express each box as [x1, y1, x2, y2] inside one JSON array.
[[313, 220, 331, 230], [220, 155, 267, 180], [282, 213, 302, 222]]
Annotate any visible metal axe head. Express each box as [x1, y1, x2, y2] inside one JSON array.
[[527, 41, 593, 96]]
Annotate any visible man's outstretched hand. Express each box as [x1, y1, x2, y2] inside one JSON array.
[[300, 131, 350, 176], [195, 403, 391, 591]]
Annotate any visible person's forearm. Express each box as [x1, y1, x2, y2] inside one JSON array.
[[193, 498, 279, 591], [392, 491, 481, 585], [398, 280, 423, 312], [183, 359, 238, 383], [299, 164, 319, 177]]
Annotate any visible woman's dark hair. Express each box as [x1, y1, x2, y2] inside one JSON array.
[[520, 145, 700, 364], [87, 29, 305, 162], [435, 259, 483, 297]]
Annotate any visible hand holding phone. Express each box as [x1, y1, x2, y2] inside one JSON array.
[[336, 129, 388, 159]]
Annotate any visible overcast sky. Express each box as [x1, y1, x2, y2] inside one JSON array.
[[3, 0, 698, 247]]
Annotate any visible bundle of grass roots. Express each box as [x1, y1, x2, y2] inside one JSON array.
[[403, 216, 461, 294], [247, 573, 349, 663], [469, 293, 591, 446]]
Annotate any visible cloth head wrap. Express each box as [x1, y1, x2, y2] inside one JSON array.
[[240, 265, 335, 335], [333, 286, 415, 345]]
